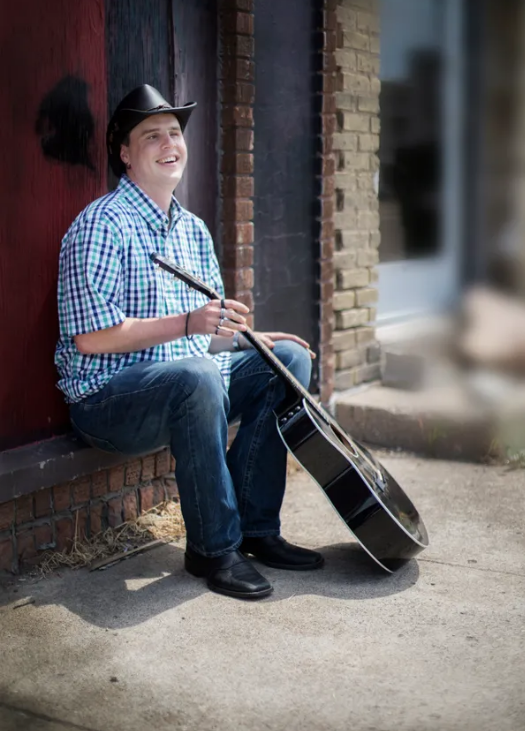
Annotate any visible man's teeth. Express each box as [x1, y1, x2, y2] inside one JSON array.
[[158, 157, 177, 163]]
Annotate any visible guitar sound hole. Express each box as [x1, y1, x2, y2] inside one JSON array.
[[330, 424, 359, 459]]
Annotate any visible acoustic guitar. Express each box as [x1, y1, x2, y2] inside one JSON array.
[[151, 253, 429, 573]]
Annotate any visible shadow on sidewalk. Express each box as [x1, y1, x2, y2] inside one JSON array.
[[0, 541, 419, 630]]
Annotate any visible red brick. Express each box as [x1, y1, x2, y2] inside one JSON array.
[[125, 459, 142, 486], [139, 486, 154, 513], [222, 105, 254, 128], [55, 518, 73, 552], [320, 238, 335, 260], [320, 220, 335, 240], [322, 94, 336, 115], [222, 221, 254, 246], [72, 508, 88, 542], [320, 134, 334, 155], [155, 449, 171, 477], [223, 127, 254, 152], [324, 8, 337, 31], [34, 488, 52, 518], [71, 476, 91, 506], [92, 471, 108, 498], [221, 34, 254, 59], [320, 197, 335, 221], [221, 153, 253, 175], [15, 496, 34, 525], [320, 279, 334, 301], [152, 479, 166, 506], [164, 478, 179, 501], [141, 455, 156, 481], [123, 492, 138, 522], [322, 113, 336, 136], [107, 497, 123, 528], [0, 538, 14, 572], [108, 464, 125, 492], [222, 81, 255, 105], [222, 176, 254, 198], [223, 198, 253, 222], [0, 502, 15, 531], [322, 53, 337, 73], [321, 175, 335, 197], [53, 483, 71, 512], [220, 0, 254, 12], [321, 156, 336, 176], [324, 73, 337, 95], [222, 11, 253, 35], [221, 58, 254, 83], [90, 503, 104, 536], [324, 29, 337, 53], [222, 245, 254, 270], [34, 524, 54, 551], [223, 267, 254, 295], [234, 290, 254, 312]]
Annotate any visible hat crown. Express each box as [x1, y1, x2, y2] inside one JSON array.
[[115, 84, 171, 114]]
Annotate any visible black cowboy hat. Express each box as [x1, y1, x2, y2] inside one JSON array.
[[106, 84, 197, 177]]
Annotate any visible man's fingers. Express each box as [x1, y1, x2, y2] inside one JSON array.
[[223, 299, 250, 314]]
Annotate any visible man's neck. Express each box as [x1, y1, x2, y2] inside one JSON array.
[[128, 174, 173, 214]]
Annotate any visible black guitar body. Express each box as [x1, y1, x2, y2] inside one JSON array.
[[151, 253, 430, 572], [276, 398, 428, 572]]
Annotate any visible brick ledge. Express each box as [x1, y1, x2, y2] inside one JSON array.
[[0, 436, 161, 504]]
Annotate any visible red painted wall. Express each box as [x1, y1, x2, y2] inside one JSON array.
[[0, 0, 107, 449]]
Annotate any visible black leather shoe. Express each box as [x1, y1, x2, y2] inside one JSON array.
[[185, 547, 273, 600], [240, 536, 325, 571]]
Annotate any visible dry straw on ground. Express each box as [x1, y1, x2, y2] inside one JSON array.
[[39, 501, 185, 576]]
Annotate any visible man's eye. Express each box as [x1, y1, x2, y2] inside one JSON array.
[[148, 134, 158, 140]]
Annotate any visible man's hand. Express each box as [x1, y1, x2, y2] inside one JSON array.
[[188, 299, 249, 337], [248, 332, 316, 359]]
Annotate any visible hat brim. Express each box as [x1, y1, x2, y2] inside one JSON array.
[[116, 102, 197, 136], [107, 102, 197, 177]]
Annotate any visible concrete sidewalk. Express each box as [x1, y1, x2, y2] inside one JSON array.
[[0, 453, 524, 731]]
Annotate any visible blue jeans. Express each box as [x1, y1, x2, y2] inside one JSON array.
[[69, 341, 312, 557]]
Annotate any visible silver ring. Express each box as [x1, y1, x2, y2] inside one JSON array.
[[219, 317, 225, 327], [215, 325, 221, 335], [220, 307, 226, 320]]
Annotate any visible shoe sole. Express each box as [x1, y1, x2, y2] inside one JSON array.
[[206, 582, 274, 600], [242, 553, 325, 571], [185, 560, 274, 600]]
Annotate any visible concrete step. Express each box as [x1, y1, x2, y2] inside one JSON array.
[[334, 382, 498, 462]]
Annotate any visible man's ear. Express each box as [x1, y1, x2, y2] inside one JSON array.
[[120, 144, 130, 167]]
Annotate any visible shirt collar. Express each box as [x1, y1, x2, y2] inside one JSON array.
[[118, 175, 183, 232]]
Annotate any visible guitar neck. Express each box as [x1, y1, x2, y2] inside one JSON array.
[[151, 253, 320, 414]]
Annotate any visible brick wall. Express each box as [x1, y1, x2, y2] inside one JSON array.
[[219, 0, 255, 327], [0, 449, 176, 574], [317, 0, 338, 405], [333, 0, 382, 390]]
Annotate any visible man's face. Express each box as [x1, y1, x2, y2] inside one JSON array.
[[120, 113, 187, 189]]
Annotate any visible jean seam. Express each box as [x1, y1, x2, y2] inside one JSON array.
[[79, 379, 194, 409], [175, 394, 206, 551], [238, 378, 278, 525]]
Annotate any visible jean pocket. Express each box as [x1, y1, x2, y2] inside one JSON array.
[[71, 420, 120, 454]]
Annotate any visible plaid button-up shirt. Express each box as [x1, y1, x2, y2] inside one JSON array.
[[55, 175, 230, 403]]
